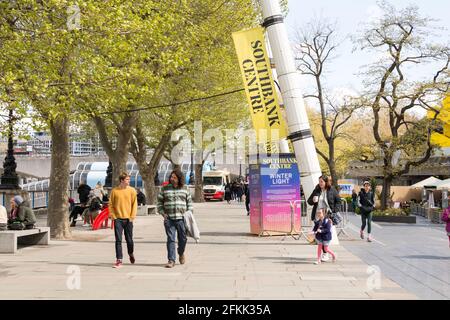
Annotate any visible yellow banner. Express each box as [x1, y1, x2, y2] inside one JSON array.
[[428, 95, 450, 147], [232, 27, 288, 145]]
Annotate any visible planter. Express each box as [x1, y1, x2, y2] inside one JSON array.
[[372, 215, 416, 224]]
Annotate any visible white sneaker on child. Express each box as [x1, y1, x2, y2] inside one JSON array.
[[321, 253, 329, 262]]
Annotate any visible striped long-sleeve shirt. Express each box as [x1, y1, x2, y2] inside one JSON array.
[[157, 184, 193, 220]]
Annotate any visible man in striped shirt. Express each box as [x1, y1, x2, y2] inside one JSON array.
[[157, 169, 193, 268]]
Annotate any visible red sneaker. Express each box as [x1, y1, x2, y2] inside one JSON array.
[[113, 260, 123, 268]]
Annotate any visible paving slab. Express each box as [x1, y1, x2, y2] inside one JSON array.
[[0, 202, 417, 300]]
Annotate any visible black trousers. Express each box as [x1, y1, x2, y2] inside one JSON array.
[[245, 197, 250, 214], [114, 218, 134, 260], [69, 205, 85, 222]]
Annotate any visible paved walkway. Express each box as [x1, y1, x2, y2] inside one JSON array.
[[341, 213, 450, 299], [0, 202, 416, 299]]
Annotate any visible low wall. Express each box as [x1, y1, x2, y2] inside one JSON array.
[[389, 187, 422, 202]]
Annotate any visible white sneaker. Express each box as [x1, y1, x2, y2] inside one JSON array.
[[367, 235, 372, 242], [321, 253, 330, 262], [314, 260, 321, 265], [82, 223, 90, 227]]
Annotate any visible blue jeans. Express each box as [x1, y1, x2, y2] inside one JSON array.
[[114, 219, 134, 260], [164, 219, 187, 263]]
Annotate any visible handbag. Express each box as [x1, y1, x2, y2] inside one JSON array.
[[330, 212, 343, 225]]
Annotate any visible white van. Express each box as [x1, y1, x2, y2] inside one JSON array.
[[203, 170, 233, 201]]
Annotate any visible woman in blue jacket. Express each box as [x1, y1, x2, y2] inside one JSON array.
[[312, 209, 336, 264]]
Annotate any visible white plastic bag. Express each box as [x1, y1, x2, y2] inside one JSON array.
[[330, 225, 339, 245]]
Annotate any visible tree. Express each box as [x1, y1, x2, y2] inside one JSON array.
[[129, 0, 257, 203], [0, 1, 98, 238], [355, 1, 449, 209], [78, 1, 194, 187], [294, 20, 359, 184]]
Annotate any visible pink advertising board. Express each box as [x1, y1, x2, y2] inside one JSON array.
[[249, 154, 301, 235]]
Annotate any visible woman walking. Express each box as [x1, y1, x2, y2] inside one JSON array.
[[224, 183, 232, 204], [307, 175, 341, 222], [358, 181, 375, 242], [441, 193, 450, 248]]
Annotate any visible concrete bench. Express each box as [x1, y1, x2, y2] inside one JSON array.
[[0, 227, 50, 253], [137, 205, 157, 216]]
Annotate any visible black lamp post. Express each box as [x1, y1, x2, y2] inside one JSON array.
[[212, 151, 216, 170], [104, 160, 113, 188], [0, 109, 19, 189], [239, 156, 243, 180], [189, 147, 195, 185]]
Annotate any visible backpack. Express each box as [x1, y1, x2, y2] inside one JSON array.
[[8, 221, 25, 230], [89, 197, 102, 211]]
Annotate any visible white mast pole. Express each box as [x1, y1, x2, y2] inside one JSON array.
[[260, 0, 322, 202]]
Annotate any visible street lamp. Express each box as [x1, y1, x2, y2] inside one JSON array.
[[239, 156, 243, 180], [104, 160, 113, 188], [0, 109, 19, 189], [189, 147, 195, 185], [212, 151, 216, 170]]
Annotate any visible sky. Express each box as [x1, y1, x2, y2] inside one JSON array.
[[284, 0, 450, 99]]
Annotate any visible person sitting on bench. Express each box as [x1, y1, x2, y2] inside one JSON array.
[[7, 196, 36, 230], [0, 204, 7, 231]]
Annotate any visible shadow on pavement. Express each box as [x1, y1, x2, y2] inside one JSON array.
[[200, 232, 254, 237], [48, 262, 167, 268], [253, 256, 314, 264]]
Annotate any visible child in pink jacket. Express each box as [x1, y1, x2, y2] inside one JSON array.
[[442, 206, 450, 248]]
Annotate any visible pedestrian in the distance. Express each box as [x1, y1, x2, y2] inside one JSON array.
[[93, 181, 107, 201], [0, 204, 7, 231], [358, 181, 375, 242], [236, 182, 244, 203], [157, 169, 193, 268], [224, 183, 232, 204], [244, 182, 250, 215], [441, 194, 450, 248], [136, 188, 146, 206], [77, 181, 91, 206], [312, 208, 336, 265], [110, 172, 137, 269], [351, 189, 358, 212]]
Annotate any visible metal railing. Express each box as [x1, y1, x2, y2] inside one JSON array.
[[299, 200, 352, 241], [0, 191, 49, 209], [257, 200, 302, 238]]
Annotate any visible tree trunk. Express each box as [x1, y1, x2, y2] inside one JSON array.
[[327, 140, 339, 188], [131, 125, 171, 205], [194, 163, 204, 203], [381, 176, 393, 210], [47, 117, 71, 239], [143, 178, 157, 205], [111, 153, 128, 188], [93, 114, 136, 187]]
